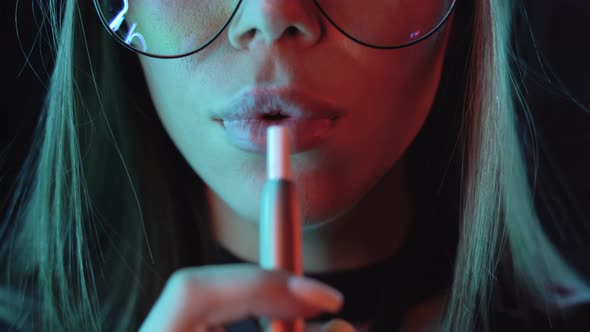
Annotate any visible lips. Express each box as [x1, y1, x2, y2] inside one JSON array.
[[220, 117, 336, 153], [213, 87, 343, 121], [214, 88, 344, 153]]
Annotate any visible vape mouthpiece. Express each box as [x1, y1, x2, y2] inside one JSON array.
[[267, 125, 292, 180]]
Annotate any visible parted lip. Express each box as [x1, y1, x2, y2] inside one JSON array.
[[212, 87, 345, 123]]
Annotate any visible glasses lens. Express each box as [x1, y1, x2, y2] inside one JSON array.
[[95, 0, 240, 57], [315, 0, 455, 47]]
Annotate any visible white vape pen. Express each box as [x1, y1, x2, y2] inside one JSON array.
[[259, 125, 304, 332]]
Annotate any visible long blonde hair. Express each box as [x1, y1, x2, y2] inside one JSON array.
[[442, 1, 589, 330], [2, 0, 588, 331]]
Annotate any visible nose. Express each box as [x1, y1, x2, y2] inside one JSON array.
[[228, 0, 322, 49]]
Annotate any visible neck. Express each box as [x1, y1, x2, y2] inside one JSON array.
[[207, 157, 412, 274]]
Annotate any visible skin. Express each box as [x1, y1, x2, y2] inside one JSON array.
[[138, 0, 453, 275]]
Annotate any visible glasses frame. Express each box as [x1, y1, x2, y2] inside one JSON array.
[[93, 0, 458, 59]]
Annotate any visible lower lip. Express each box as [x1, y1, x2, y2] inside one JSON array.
[[218, 118, 337, 154]]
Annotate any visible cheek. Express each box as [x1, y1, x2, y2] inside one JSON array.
[[373, 47, 442, 143], [340, 28, 448, 154], [139, 58, 186, 113], [138, 55, 266, 222], [138, 55, 221, 133], [138, 57, 223, 179]]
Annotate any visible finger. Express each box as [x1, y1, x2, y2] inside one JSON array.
[[192, 324, 227, 332], [191, 324, 226, 332], [140, 263, 344, 332], [320, 319, 357, 332]]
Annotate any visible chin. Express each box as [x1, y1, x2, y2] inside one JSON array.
[[298, 193, 360, 230], [234, 188, 356, 231]]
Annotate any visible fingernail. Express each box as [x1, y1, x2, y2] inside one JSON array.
[[321, 319, 356, 332], [287, 276, 344, 313]]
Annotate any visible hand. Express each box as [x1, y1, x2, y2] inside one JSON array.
[[139, 263, 356, 332]]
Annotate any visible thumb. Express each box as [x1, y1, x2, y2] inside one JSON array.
[[320, 319, 357, 332]]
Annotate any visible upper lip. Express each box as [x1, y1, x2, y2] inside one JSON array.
[[213, 88, 345, 122]]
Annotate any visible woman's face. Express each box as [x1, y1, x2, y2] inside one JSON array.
[[138, 0, 453, 227]]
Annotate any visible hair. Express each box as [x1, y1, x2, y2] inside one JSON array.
[[2, 0, 589, 331]]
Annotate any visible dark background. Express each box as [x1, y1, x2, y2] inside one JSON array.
[[2, 1, 590, 273]]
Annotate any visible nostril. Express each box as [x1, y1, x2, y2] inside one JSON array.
[[245, 28, 257, 39], [285, 26, 299, 36]]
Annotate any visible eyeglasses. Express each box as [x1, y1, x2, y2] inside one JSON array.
[[93, 0, 457, 59]]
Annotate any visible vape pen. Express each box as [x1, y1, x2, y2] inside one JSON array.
[[259, 125, 304, 332]]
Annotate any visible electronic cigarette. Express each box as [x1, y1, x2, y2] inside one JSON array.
[[259, 125, 304, 332]]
